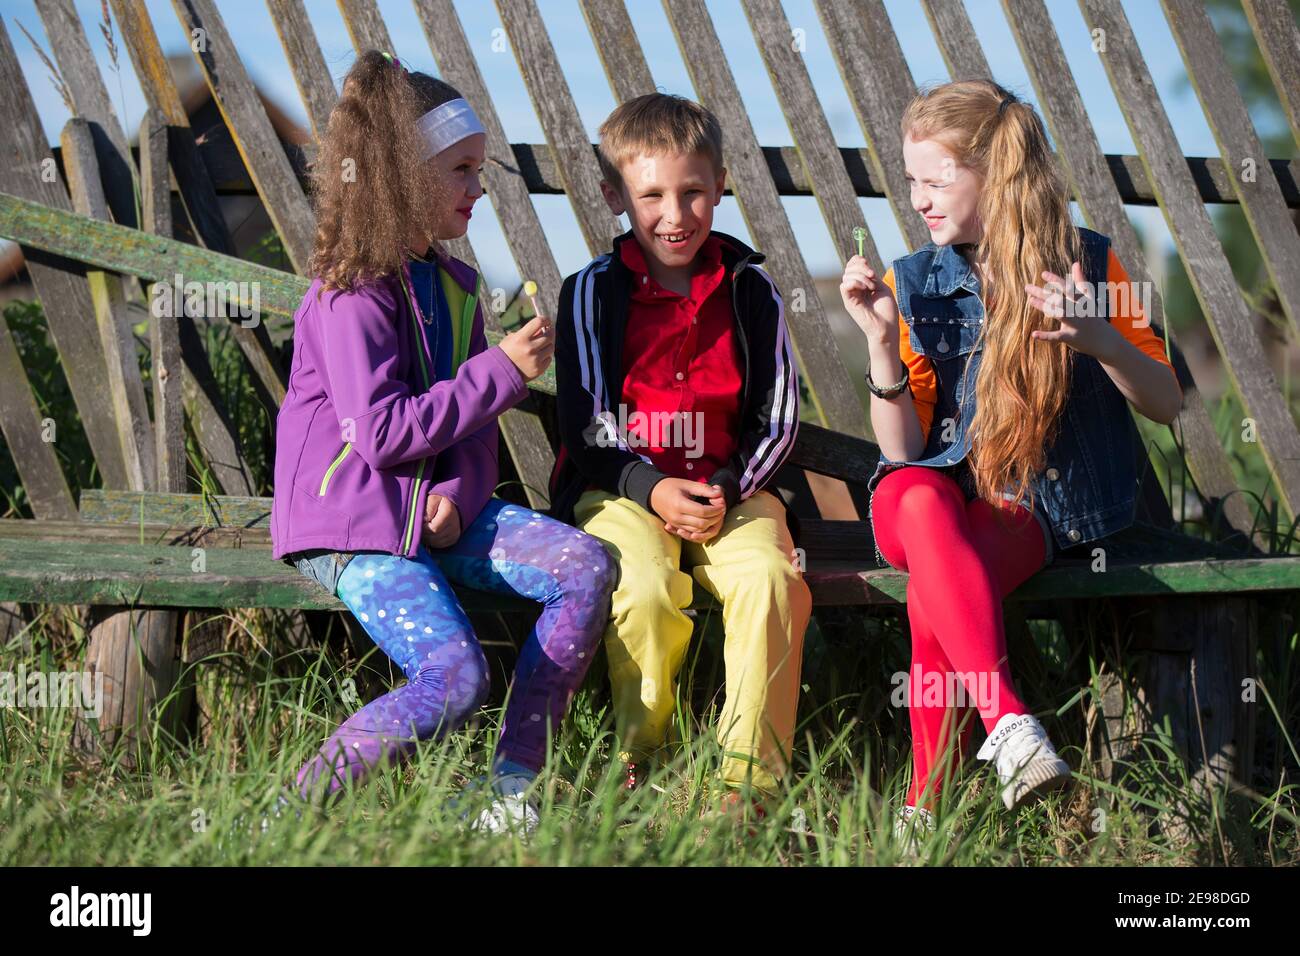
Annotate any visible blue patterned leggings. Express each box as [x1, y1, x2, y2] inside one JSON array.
[[295, 497, 616, 804]]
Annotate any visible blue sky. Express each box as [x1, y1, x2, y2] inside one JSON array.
[[3, 0, 1247, 290]]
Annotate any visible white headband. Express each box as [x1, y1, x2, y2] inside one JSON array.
[[417, 98, 486, 160]]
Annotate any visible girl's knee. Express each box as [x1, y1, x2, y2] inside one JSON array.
[[569, 533, 617, 597], [534, 523, 618, 601], [411, 642, 490, 724]]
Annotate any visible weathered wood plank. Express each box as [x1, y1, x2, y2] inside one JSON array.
[[921, 0, 992, 80], [579, 0, 655, 102], [0, 191, 307, 317], [170, 0, 316, 274], [663, 0, 869, 441], [1164, 0, 1300, 339], [336, 0, 393, 52], [417, 0, 567, 510], [34, 0, 139, 230], [109, 0, 287, 414], [60, 118, 157, 492], [79, 488, 273, 527], [50, 131, 1300, 208], [496, 0, 622, 254], [1080, 0, 1300, 520], [0, 18, 129, 489], [0, 517, 269, 547], [73, 491, 1241, 560], [0, 323, 77, 520], [1002, 0, 1252, 541], [1242, 0, 1300, 144], [140, 111, 188, 494], [2, 533, 1298, 611], [267, 0, 338, 141], [743, 0, 883, 270], [815, 0, 930, 251]]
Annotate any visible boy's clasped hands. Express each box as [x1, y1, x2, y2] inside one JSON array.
[[651, 477, 726, 543]]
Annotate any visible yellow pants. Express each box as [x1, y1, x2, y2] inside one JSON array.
[[574, 488, 812, 792]]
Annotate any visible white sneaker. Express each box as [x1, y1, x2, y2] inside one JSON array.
[[975, 713, 1072, 810], [459, 772, 540, 836], [893, 805, 936, 856], [471, 792, 541, 836]]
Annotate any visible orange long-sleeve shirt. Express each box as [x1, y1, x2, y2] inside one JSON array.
[[882, 247, 1179, 447]]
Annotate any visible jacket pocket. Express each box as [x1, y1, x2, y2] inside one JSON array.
[[318, 442, 352, 497], [291, 482, 354, 542], [906, 313, 982, 360]]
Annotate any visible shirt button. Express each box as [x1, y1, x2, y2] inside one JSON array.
[[1046, 467, 1060, 481], [1067, 528, 1081, 542], [685, 463, 694, 471], [675, 372, 684, 381]]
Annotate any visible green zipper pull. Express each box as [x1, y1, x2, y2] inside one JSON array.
[[319, 442, 352, 496]]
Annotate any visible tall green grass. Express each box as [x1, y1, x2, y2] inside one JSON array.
[[2, 597, 1297, 866]]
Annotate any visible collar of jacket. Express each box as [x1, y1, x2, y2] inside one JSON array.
[[404, 245, 478, 295], [919, 241, 982, 298], [608, 229, 765, 281]]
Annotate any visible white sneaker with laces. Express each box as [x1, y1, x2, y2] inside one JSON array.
[[460, 772, 540, 836], [975, 713, 1071, 810], [893, 804, 936, 855]]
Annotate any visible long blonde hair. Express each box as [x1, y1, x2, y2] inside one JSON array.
[[900, 79, 1081, 513]]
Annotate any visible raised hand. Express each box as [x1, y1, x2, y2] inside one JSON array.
[[840, 255, 900, 344], [499, 314, 555, 380], [1026, 260, 1122, 362]]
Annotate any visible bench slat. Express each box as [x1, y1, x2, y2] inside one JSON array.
[[3, 534, 1298, 613]]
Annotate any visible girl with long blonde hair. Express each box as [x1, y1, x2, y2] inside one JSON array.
[[840, 80, 1182, 837]]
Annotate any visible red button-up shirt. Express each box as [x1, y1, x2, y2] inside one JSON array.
[[618, 234, 743, 483]]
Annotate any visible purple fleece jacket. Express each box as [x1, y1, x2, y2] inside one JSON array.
[[270, 254, 528, 560]]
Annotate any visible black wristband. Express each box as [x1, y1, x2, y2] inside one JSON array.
[[865, 362, 910, 399]]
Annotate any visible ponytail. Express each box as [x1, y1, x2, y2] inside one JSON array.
[[900, 80, 1080, 514], [309, 50, 463, 292]]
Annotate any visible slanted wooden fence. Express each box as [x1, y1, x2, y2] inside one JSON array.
[[2, 0, 1300, 809]]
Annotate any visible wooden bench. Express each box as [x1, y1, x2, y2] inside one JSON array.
[[3, 415, 1297, 801]]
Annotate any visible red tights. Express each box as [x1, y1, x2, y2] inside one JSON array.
[[871, 466, 1047, 808]]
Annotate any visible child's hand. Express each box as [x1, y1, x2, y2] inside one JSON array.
[[651, 479, 726, 543], [840, 255, 899, 344], [500, 315, 555, 381], [1026, 261, 1123, 362], [421, 492, 462, 550]]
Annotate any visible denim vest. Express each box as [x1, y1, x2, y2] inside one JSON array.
[[868, 227, 1139, 561]]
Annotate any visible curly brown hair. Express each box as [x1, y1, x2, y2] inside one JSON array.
[[308, 51, 462, 292]]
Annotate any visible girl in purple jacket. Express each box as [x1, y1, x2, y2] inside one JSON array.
[[270, 52, 614, 832]]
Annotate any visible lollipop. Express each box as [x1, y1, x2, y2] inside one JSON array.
[[852, 226, 867, 259], [523, 280, 549, 334]]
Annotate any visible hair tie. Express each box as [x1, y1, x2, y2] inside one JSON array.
[[998, 96, 1016, 115], [379, 50, 405, 72]]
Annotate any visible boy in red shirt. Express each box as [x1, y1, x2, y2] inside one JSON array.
[[549, 93, 811, 801]]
